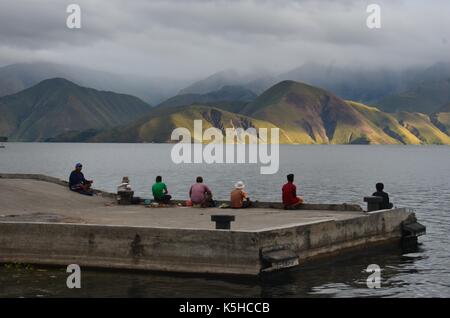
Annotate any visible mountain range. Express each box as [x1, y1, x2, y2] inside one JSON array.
[[32, 80, 450, 145], [3, 61, 450, 115], [0, 78, 152, 141], [177, 62, 450, 115], [0, 62, 189, 104], [1, 62, 450, 145]]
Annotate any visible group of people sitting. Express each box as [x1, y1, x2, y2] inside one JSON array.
[[69, 163, 392, 210], [118, 174, 250, 208], [154, 175, 250, 208], [150, 174, 305, 209]]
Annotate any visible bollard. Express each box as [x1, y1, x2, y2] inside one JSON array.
[[363, 196, 383, 212], [211, 215, 235, 230], [117, 190, 134, 205]]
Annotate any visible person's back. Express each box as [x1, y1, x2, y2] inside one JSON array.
[[282, 174, 303, 208], [152, 181, 167, 200], [230, 189, 245, 208], [372, 183, 393, 209], [282, 182, 296, 205], [189, 176, 212, 206], [152, 176, 171, 204], [69, 170, 85, 188], [190, 183, 210, 204]]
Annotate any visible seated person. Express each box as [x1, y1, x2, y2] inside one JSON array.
[[230, 181, 252, 209], [282, 174, 304, 209], [117, 176, 132, 192], [372, 183, 393, 209], [117, 176, 141, 204], [189, 176, 215, 208], [152, 176, 172, 204], [69, 163, 93, 195]]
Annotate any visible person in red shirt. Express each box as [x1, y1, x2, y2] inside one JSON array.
[[282, 174, 304, 209]]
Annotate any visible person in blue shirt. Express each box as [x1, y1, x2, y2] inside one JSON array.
[[69, 163, 94, 195]]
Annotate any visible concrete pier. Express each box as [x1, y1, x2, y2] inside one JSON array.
[[0, 174, 425, 276]]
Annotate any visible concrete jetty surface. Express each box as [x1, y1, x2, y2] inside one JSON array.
[[0, 174, 425, 276]]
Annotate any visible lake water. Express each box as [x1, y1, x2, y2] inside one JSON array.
[[0, 143, 449, 297]]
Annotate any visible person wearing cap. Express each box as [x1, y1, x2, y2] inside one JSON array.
[[282, 174, 304, 209], [69, 163, 93, 195], [230, 181, 252, 209]]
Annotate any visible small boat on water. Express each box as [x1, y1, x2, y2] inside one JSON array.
[[0, 136, 7, 148]]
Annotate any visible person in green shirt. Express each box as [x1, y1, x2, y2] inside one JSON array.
[[152, 176, 172, 204]]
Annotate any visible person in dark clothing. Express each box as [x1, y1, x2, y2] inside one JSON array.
[[69, 163, 94, 195], [372, 183, 393, 209]]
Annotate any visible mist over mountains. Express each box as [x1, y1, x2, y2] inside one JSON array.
[[179, 62, 450, 112], [0, 62, 190, 105], [3, 61, 450, 114]]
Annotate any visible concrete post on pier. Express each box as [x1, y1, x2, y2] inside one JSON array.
[[211, 215, 235, 230], [117, 191, 134, 205], [364, 196, 383, 212]]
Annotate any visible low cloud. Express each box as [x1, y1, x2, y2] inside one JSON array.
[[0, 0, 449, 78]]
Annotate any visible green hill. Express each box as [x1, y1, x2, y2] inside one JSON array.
[[393, 112, 450, 144], [61, 105, 290, 143], [430, 112, 450, 136], [347, 102, 422, 145], [0, 78, 152, 141], [0, 62, 188, 104], [5, 79, 450, 145], [241, 81, 407, 144]]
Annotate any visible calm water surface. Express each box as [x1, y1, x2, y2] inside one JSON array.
[[0, 143, 449, 297]]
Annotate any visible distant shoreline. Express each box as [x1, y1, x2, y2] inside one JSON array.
[[2, 142, 449, 146]]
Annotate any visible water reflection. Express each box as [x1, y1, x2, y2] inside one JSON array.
[[0, 243, 429, 298]]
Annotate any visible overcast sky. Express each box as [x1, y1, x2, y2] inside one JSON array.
[[0, 0, 449, 79]]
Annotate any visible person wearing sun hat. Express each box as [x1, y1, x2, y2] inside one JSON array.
[[230, 181, 252, 209], [116, 176, 141, 205], [117, 176, 132, 192]]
